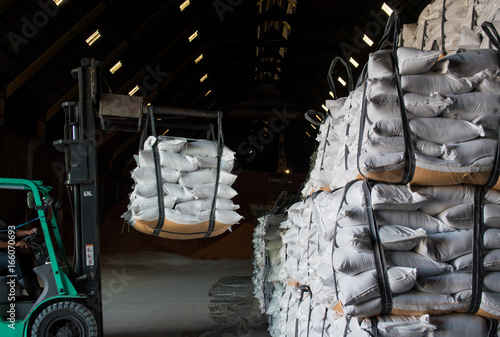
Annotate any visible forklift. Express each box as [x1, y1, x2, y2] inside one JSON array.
[[0, 59, 221, 336]]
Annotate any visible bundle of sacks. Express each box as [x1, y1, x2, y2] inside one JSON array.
[[252, 211, 285, 315], [265, 180, 500, 336], [123, 136, 242, 239], [354, 45, 500, 189], [301, 93, 362, 196], [402, 0, 500, 51]]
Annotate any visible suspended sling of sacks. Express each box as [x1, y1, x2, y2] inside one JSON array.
[[124, 107, 242, 240], [356, 12, 500, 191]]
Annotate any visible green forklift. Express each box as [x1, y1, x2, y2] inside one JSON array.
[[0, 59, 104, 336], [0, 58, 221, 336]]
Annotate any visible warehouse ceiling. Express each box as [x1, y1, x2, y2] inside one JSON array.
[[0, 0, 432, 174]]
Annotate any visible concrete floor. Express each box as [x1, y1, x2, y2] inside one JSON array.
[[101, 252, 271, 337]]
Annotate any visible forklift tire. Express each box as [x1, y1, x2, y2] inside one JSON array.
[[30, 301, 97, 337]]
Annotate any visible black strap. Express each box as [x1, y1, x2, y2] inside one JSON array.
[[321, 308, 327, 337], [362, 180, 393, 315], [332, 180, 360, 301], [344, 124, 350, 171], [357, 82, 370, 180], [486, 318, 499, 337], [468, 185, 486, 314], [204, 111, 223, 238], [485, 105, 500, 188], [317, 119, 331, 172], [305, 109, 326, 126], [271, 191, 288, 215], [482, 22, 500, 50], [148, 107, 166, 237], [327, 57, 353, 99]]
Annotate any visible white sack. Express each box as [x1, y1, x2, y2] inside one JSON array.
[[371, 183, 429, 211], [442, 138, 497, 163], [415, 272, 472, 294], [337, 267, 417, 306], [175, 198, 239, 215], [143, 136, 187, 152], [409, 118, 485, 144], [429, 49, 500, 77], [415, 230, 473, 262], [180, 140, 235, 158], [435, 203, 473, 229], [192, 183, 237, 199], [129, 194, 176, 212], [178, 169, 237, 188], [335, 225, 428, 252], [400, 73, 475, 95], [131, 166, 180, 183], [138, 149, 199, 172], [472, 68, 500, 92], [332, 247, 452, 276], [441, 92, 500, 121]]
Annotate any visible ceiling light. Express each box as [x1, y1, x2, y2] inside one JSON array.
[[338, 77, 347, 86], [310, 124, 316, 130], [205, 90, 212, 96], [363, 34, 374, 47], [306, 132, 311, 137], [128, 85, 139, 96], [109, 61, 122, 74], [382, 3, 393, 16], [349, 57, 359, 68], [162, 129, 170, 135], [189, 30, 199, 42], [195, 54, 204, 64], [180, 0, 190, 11], [321, 104, 328, 112], [315, 115, 322, 122], [329, 91, 335, 99], [285, 169, 290, 174], [86, 30, 101, 46], [200, 74, 208, 83], [54, 0, 66, 6]]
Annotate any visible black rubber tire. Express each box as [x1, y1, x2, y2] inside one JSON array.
[[31, 301, 97, 337]]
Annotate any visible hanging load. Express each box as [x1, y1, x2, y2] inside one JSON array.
[[352, 13, 500, 190], [122, 109, 242, 240]]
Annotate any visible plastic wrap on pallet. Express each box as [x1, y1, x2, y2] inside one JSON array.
[[123, 136, 242, 240]]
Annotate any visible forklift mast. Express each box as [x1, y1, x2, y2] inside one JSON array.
[[53, 58, 103, 336]]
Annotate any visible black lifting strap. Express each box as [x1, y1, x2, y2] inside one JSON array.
[[362, 180, 393, 315], [148, 107, 166, 237], [468, 185, 486, 314], [204, 111, 223, 238], [486, 318, 499, 337]]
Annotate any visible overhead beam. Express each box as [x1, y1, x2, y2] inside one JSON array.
[[210, 39, 342, 49], [226, 12, 356, 23], [6, 3, 107, 99]]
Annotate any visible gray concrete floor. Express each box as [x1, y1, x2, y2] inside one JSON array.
[[101, 252, 270, 337]]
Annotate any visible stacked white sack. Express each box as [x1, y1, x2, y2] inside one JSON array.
[[124, 136, 242, 240], [301, 87, 364, 197], [252, 212, 285, 315], [401, 0, 500, 51], [358, 46, 500, 190], [280, 181, 500, 320]]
